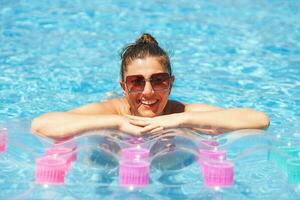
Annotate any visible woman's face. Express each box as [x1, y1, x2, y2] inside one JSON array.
[[121, 56, 174, 117]]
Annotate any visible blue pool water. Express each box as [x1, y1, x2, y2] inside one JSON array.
[[1, 0, 300, 199]]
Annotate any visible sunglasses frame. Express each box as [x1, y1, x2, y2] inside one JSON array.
[[124, 72, 172, 93]]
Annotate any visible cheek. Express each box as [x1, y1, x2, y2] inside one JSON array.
[[127, 94, 139, 105], [160, 92, 170, 101], [158, 93, 170, 107]]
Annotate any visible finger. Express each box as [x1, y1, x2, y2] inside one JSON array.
[[125, 129, 142, 137], [142, 129, 164, 140], [126, 132, 140, 137], [125, 114, 151, 121], [141, 124, 161, 133], [149, 126, 164, 133], [129, 119, 150, 127]]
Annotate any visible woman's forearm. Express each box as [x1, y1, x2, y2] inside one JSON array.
[[182, 108, 270, 132], [31, 112, 120, 139]]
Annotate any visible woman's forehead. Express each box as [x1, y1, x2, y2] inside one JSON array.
[[125, 57, 167, 77]]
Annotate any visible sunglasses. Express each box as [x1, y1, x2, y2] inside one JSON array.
[[125, 72, 171, 93]]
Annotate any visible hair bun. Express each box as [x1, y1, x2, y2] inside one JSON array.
[[135, 33, 158, 45]]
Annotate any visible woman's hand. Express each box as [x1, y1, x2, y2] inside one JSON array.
[[117, 115, 144, 136], [125, 113, 186, 134]]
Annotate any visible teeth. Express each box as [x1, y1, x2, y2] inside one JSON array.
[[141, 100, 157, 105]]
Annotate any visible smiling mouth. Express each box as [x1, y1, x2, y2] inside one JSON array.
[[140, 99, 158, 106]]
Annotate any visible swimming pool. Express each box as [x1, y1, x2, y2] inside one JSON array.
[[1, 0, 299, 199]]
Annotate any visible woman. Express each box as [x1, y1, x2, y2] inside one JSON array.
[[31, 33, 269, 139]]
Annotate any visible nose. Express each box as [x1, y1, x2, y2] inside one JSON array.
[[142, 81, 154, 95]]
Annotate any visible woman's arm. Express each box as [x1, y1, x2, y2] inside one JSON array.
[[31, 112, 118, 139], [181, 108, 270, 132], [31, 99, 142, 139], [128, 104, 270, 134], [183, 103, 270, 132]]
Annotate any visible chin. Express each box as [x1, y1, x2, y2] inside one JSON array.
[[138, 110, 160, 117], [139, 113, 156, 117]]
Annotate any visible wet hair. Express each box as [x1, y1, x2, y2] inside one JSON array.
[[120, 33, 172, 81]]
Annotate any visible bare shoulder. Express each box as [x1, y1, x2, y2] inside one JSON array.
[[164, 100, 185, 114], [165, 100, 222, 114], [184, 103, 223, 112], [69, 98, 129, 115]]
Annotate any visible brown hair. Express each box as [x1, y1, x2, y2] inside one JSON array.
[[120, 33, 172, 81]]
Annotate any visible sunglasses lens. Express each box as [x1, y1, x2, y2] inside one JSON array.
[[150, 73, 170, 91], [126, 75, 145, 92], [125, 73, 170, 93]]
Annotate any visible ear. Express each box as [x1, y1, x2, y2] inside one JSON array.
[[169, 76, 175, 94], [120, 81, 127, 94], [170, 75, 175, 84], [170, 75, 175, 88]]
